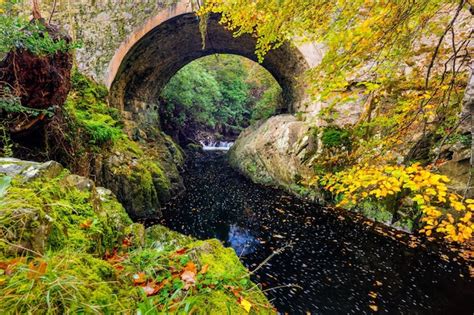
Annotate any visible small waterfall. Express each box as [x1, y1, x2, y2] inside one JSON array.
[[200, 140, 234, 151]]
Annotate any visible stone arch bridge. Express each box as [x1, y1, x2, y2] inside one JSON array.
[[42, 0, 322, 115]]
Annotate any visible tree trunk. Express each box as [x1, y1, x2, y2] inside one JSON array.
[[32, 0, 42, 20]]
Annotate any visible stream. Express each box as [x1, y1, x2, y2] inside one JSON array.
[[149, 151, 473, 314]]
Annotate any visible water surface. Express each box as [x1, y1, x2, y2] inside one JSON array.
[[149, 152, 473, 314]]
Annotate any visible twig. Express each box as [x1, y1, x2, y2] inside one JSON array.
[[0, 239, 43, 257], [49, 0, 58, 24], [243, 242, 293, 278], [262, 283, 303, 293], [425, 0, 465, 88], [238, 243, 248, 258]]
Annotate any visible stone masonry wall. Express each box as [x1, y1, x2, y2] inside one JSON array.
[[20, 0, 176, 83]]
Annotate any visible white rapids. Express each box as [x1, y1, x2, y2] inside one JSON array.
[[200, 141, 234, 151]]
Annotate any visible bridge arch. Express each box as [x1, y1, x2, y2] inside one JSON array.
[[107, 2, 310, 114]]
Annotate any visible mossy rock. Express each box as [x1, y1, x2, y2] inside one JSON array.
[[146, 224, 193, 249], [0, 158, 273, 314], [0, 158, 132, 257], [131, 225, 275, 314]]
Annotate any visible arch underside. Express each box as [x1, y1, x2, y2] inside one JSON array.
[[109, 13, 309, 114]]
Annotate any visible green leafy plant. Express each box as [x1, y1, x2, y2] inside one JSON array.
[[0, 175, 11, 198], [321, 126, 351, 149], [0, 125, 14, 157], [0, 11, 80, 56], [160, 54, 281, 141], [0, 88, 55, 118]]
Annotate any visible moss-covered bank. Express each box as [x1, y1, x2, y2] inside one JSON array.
[[0, 158, 274, 314], [42, 70, 184, 219]]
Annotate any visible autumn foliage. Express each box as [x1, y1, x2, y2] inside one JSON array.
[[199, 0, 473, 244], [317, 164, 473, 242]]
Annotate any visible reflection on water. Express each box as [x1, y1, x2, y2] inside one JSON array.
[[148, 152, 474, 314], [227, 224, 259, 256]]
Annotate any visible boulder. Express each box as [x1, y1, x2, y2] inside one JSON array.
[[0, 158, 132, 256], [229, 115, 318, 197]]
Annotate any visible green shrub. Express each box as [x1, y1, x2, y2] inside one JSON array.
[[321, 126, 351, 148]]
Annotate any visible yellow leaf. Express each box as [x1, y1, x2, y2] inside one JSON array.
[[240, 298, 252, 313], [369, 304, 378, 312]]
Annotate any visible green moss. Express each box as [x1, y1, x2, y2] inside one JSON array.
[[195, 239, 247, 279], [1, 180, 273, 313], [246, 162, 258, 175], [64, 69, 124, 146], [125, 227, 274, 314], [0, 250, 139, 314], [146, 224, 193, 249], [113, 136, 144, 157], [0, 169, 131, 256], [108, 136, 174, 218]]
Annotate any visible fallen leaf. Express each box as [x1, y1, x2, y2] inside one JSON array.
[[0, 258, 25, 275], [105, 250, 126, 265], [142, 280, 167, 297], [122, 237, 132, 248], [183, 261, 197, 274], [240, 298, 252, 313], [173, 248, 188, 256], [80, 219, 93, 229], [27, 260, 47, 280], [200, 264, 209, 274], [275, 208, 285, 214], [132, 272, 147, 285], [181, 270, 196, 289], [227, 285, 241, 298]]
